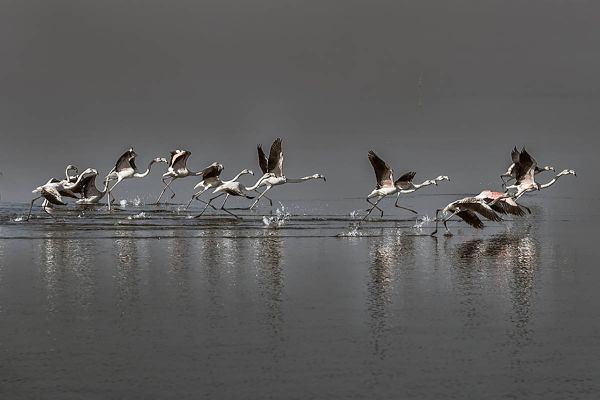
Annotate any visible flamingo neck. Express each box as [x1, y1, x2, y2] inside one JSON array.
[[133, 160, 158, 178], [285, 175, 320, 183], [245, 174, 270, 191]]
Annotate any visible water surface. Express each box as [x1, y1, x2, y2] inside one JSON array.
[[1, 195, 598, 399]]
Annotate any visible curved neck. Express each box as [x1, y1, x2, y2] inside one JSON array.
[[245, 174, 270, 190], [133, 160, 158, 178], [229, 170, 248, 182], [539, 173, 566, 189]]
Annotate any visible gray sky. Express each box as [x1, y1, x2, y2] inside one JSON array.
[[0, 0, 596, 202]]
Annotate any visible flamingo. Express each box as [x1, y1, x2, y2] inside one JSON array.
[[362, 150, 449, 220], [248, 138, 326, 210], [186, 163, 253, 209], [64, 165, 79, 183], [195, 169, 255, 219], [26, 176, 81, 221], [66, 168, 109, 204], [104, 148, 167, 210], [153, 150, 211, 204], [430, 196, 503, 236], [475, 190, 530, 216], [501, 147, 554, 187]]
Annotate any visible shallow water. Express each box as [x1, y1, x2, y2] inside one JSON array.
[[1, 195, 599, 399]]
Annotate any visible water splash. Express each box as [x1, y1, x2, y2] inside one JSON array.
[[349, 209, 362, 220], [413, 215, 432, 230], [12, 216, 25, 222], [337, 225, 363, 237], [119, 196, 143, 208], [127, 212, 147, 220], [262, 204, 291, 228]]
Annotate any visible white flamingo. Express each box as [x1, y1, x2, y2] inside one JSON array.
[[501, 147, 554, 187], [186, 164, 254, 209], [153, 150, 211, 204], [104, 148, 167, 210], [67, 168, 109, 204], [195, 169, 255, 219], [27, 177, 81, 221], [363, 150, 449, 220], [431, 196, 503, 236], [248, 138, 326, 210]]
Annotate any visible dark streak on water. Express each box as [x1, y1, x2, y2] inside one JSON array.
[[0, 196, 599, 399]]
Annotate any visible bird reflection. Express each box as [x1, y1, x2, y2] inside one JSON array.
[[113, 231, 141, 314], [452, 226, 538, 343], [166, 236, 193, 303], [33, 231, 97, 317], [367, 230, 417, 359], [253, 232, 286, 351]]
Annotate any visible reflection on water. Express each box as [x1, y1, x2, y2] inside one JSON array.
[[366, 228, 418, 359], [113, 231, 142, 316], [254, 232, 285, 337], [452, 225, 542, 373]]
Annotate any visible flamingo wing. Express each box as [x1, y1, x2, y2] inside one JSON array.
[[368, 151, 393, 189], [395, 171, 416, 189], [257, 145, 269, 174], [455, 210, 485, 229], [268, 138, 284, 177], [201, 162, 223, 180]]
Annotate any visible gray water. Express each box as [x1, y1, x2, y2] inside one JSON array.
[[1, 194, 598, 399]]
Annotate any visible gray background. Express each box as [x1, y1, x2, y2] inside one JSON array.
[[0, 0, 595, 202]]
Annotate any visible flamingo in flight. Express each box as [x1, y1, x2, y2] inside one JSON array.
[[67, 168, 109, 204], [186, 163, 254, 209], [430, 195, 503, 236], [502, 149, 576, 200], [363, 150, 449, 220], [501, 147, 554, 187], [248, 138, 326, 210], [195, 169, 255, 219], [153, 150, 215, 204], [104, 148, 167, 210]]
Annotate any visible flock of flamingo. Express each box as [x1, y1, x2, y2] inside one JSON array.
[[26, 139, 576, 235]]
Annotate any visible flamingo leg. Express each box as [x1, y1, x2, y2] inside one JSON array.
[[394, 193, 417, 214], [441, 211, 460, 236], [363, 196, 385, 220], [430, 209, 442, 236], [254, 189, 273, 206], [220, 194, 240, 219], [195, 193, 225, 218], [106, 177, 123, 211], [26, 196, 42, 221], [249, 186, 272, 210], [154, 177, 175, 204], [186, 187, 206, 209], [362, 196, 385, 221]]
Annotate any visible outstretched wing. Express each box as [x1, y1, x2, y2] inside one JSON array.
[[514, 148, 537, 185], [171, 150, 191, 171], [457, 199, 503, 222], [257, 145, 269, 174], [488, 198, 526, 217], [268, 138, 284, 177], [455, 210, 484, 229], [41, 186, 66, 205], [511, 146, 520, 163], [115, 149, 135, 172], [368, 151, 393, 189], [395, 171, 416, 189], [201, 162, 223, 180]]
